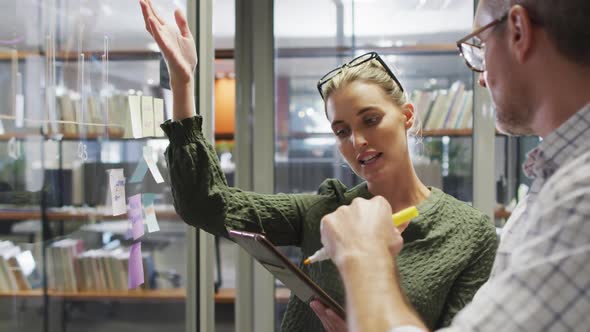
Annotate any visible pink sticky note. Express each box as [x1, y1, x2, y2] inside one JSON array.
[[128, 242, 144, 289], [128, 194, 144, 240]]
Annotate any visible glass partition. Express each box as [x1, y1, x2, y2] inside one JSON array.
[[273, 0, 475, 330], [0, 0, 190, 331]]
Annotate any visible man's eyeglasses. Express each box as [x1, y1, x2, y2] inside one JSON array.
[[456, 13, 508, 73], [317, 52, 404, 100]]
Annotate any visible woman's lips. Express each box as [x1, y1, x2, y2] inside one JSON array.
[[358, 152, 383, 166]]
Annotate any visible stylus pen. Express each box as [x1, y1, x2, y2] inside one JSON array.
[[303, 206, 419, 265]]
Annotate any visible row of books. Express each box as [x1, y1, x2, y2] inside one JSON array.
[[410, 81, 473, 130], [0, 241, 37, 291], [48, 239, 154, 292], [0, 239, 154, 292], [51, 92, 166, 138]]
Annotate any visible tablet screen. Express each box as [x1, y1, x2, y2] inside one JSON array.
[[228, 229, 346, 319]]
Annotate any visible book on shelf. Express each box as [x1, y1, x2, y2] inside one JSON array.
[[0, 241, 37, 291], [46, 239, 155, 292], [410, 81, 474, 132], [48, 90, 167, 139]]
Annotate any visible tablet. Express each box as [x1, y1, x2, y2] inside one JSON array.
[[228, 229, 346, 319]]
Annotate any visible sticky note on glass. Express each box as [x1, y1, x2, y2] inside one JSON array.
[[127, 95, 143, 139], [128, 194, 144, 240], [128, 242, 144, 289], [15, 94, 24, 128], [129, 158, 149, 183], [153, 98, 165, 137], [108, 169, 127, 216], [142, 193, 160, 233], [143, 146, 164, 183], [141, 96, 155, 137]]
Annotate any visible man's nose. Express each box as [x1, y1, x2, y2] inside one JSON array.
[[478, 72, 487, 88]]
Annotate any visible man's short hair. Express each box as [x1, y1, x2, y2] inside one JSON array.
[[485, 0, 590, 66]]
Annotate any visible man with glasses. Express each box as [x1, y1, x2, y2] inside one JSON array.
[[315, 0, 590, 331]]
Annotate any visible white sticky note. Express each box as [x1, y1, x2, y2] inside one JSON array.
[[153, 98, 165, 137], [128, 95, 143, 139], [143, 146, 164, 183], [108, 168, 127, 216], [15, 94, 24, 128], [143, 194, 160, 233], [141, 96, 155, 137]]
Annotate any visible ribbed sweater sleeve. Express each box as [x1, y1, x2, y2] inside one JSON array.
[[161, 115, 324, 245]]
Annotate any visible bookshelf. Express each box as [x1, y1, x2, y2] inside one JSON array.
[[0, 287, 292, 304], [0, 206, 180, 221], [494, 207, 512, 219], [421, 128, 473, 137], [1, 44, 459, 62]]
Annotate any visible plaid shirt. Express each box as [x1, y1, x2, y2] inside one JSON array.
[[437, 103, 590, 331]]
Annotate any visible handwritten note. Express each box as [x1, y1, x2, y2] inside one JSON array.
[[142, 193, 160, 233], [128, 194, 144, 240], [153, 98, 165, 137], [141, 96, 155, 137], [108, 169, 126, 216], [128, 242, 144, 289], [143, 146, 164, 183], [128, 95, 143, 139]]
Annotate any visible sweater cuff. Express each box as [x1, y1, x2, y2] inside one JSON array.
[[161, 115, 203, 145]]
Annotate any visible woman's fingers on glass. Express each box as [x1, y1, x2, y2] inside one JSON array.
[[139, 0, 153, 36], [146, 0, 166, 25], [174, 9, 191, 38], [148, 17, 171, 55]]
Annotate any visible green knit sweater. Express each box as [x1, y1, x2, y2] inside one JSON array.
[[161, 116, 498, 331]]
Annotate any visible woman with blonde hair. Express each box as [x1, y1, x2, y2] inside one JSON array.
[[139, 1, 497, 330]]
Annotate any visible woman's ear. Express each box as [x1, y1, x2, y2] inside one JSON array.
[[402, 103, 415, 130]]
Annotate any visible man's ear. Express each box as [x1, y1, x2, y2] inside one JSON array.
[[402, 103, 415, 130], [508, 5, 534, 64]]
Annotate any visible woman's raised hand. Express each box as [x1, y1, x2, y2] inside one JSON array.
[[139, 0, 197, 87]]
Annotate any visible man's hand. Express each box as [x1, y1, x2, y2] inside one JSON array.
[[139, 0, 197, 87], [310, 300, 347, 332], [320, 196, 404, 268]]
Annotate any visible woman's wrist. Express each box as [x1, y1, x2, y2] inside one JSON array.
[[171, 77, 196, 121]]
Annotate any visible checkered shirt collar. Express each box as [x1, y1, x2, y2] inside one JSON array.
[[523, 103, 590, 179]]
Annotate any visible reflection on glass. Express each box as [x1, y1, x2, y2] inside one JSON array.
[[0, 0, 187, 331]]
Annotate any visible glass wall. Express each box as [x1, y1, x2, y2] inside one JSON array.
[[274, 0, 475, 200], [272, 0, 475, 330], [0, 0, 189, 331]]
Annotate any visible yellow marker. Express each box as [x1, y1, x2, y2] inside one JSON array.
[[303, 206, 419, 265]]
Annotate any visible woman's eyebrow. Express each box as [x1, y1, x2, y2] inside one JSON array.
[[331, 107, 377, 127], [356, 107, 374, 116]]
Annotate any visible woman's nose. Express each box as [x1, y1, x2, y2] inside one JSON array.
[[352, 132, 368, 149]]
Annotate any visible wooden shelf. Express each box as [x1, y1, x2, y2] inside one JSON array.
[[0, 132, 169, 141], [494, 208, 512, 219], [0, 287, 292, 304], [421, 128, 473, 137], [421, 128, 507, 137], [0, 50, 161, 62], [0, 207, 181, 221], [0, 289, 184, 301], [215, 287, 290, 304], [1, 44, 458, 63], [216, 44, 459, 59], [0, 51, 39, 60]]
